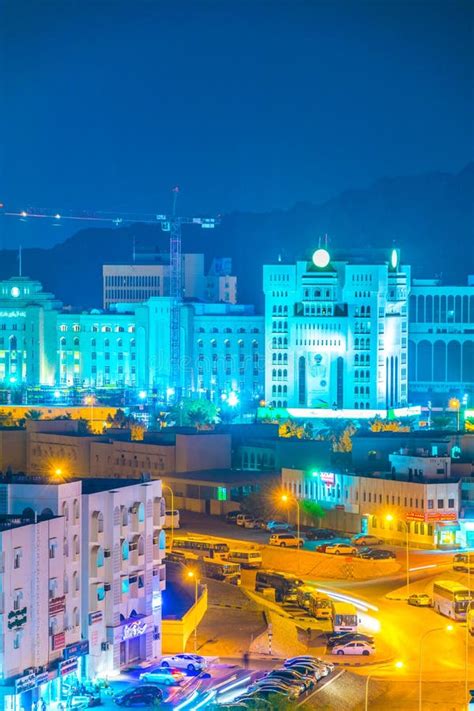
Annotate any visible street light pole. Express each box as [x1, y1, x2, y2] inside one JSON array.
[[466, 565, 472, 707], [281, 493, 301, 571], [405, 521, 410, 598], [419, 626, 453, 711], [187, 569, 199, 654], [365, 661, 404, 711]]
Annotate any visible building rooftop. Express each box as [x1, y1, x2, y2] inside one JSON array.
[[167, 468, 277, 485], [0, 513, 61, 531], [81, 477, 154, 494]]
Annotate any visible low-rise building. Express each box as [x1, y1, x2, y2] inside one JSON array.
[[282, 467, 460, 548]]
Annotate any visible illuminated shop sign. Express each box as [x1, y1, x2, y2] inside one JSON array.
[[0, 311, 26, 318], [15, 673, 35, 693], [63, 640, 89, 660], [122, 620, 147, 640], [49, 596, 66, 616], [59, 658, 78, 677], [320, 472, 335, 486], [89, 611, 103, 625], [406, 511, 458, 523]]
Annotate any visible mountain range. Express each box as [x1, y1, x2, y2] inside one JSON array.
[[1, 163, 472, 311]]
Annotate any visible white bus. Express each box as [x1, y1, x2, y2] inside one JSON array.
[[332, 602, 359, 633], [433, 580, 471, 620], [453, 553, 474, 572], [172, 537, 229, 557]]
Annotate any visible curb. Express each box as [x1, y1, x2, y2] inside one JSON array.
[[331, 656, 395, 668]]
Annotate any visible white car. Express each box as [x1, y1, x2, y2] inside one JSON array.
[[269, 533, 304, 548], [331, 640, 375, 656], [160, 653, 208, 672], [325, 543, 357, 556], [236, 514, 254, 527], [351, 534, 383, 546]]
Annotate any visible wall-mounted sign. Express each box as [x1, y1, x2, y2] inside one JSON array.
[[15, 672, 35, 693], [406, 511, 458, 524], [52, 632, 66, 651], [89, 611, 103, 626], [63, 640, 89, 660], [0, 311, 26, 318], [35, 672, 50, 687], [122, 620, 147, 641], [49, 596, 66, 616], [59, 658, 78, 677], [8, 606, 27, 629], [320, 472, 335, 487]]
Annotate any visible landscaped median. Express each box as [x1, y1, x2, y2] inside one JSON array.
[[260, 545, 400, 580]]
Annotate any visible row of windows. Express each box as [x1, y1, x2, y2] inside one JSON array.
[[410, 294, 474, 324], [271, 305, 289, 314], [295, 338, 343, 347], [303, 288, 332, 299], [196, 327, 260, 334], [197, 339, 259, 348], [105, 275, 162, 287], [59, 324, 135, 333], [60, 338, 136, 348]]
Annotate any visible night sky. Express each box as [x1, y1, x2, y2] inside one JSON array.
[[1, 0, 473, 247]]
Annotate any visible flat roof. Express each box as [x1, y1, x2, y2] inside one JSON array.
[[81, 477, 153, 494], [166, 469, 278, 485]]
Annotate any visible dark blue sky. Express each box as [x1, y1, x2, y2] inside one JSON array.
[[1, 0, 472, 247]]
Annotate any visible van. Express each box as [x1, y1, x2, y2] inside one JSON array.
[[164, 510, 180, 530], [255, 570, 304, 603], [269, 533, 304, 548], [227, 550, 263, 569], [236, 514, 254, 527]]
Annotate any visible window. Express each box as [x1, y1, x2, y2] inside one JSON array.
[[427, 499, 434, 509], [49, 538, 58, 559], [13, 631, 22, 649], [13, 588, 23, 611], [448, 498, 455, 508], [437, 499, 444, 509], [49, 577, 58, 599], [13, 547, 22, 569]]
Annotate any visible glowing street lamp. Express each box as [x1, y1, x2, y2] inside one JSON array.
[[365, 660, 404, 711], [281, 493, 301, 569], [385, 513, 410, 596], [449, 397, 461, 431], [227, 391, 239, 408], [84, 394, 95, 430]]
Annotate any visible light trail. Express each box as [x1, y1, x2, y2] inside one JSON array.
[[409, 564, 437, 572], [315, 586, 379, 612]]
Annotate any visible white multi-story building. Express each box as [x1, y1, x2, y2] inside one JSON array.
[[408, 278, 474, 402], [282, 466, 460, 548], [0, 476, 166, 682], [0, 512, 82, 711], [263, 247, 410, 412], [81, 478, 166, 678]]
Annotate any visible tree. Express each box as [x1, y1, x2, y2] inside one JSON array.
[[300, 499, 326, 524], [369, 415, 409, 432], [331, 423, 357, 452], [106, 408, 130, 429], [240, 484, 280, 520], [0, 410, 16, 427], [130, 421, 146, 441], [24, 409, 43, 420], [168, 398, 217, 429]]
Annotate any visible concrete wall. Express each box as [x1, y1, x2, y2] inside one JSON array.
[[175, 434, 231, 473], [0, 429, 27, 471], [162, 586, 208, 654]]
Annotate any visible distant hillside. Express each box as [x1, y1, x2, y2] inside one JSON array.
[[1, 163, 472, 310]]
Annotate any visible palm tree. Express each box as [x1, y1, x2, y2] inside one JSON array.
[[25, 409, 43, 420]]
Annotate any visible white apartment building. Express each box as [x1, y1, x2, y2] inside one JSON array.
[[0, 513, 82, 711], [263, 247, 410, 412], [81, 478, 166, 678], [282, 467, 460, 548], [408, 278, 474, 402]]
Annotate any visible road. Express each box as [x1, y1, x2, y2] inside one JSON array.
[[178, 510, 474, 709]]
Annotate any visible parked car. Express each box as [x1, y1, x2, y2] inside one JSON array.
[[269, 532, 304, 548], [285, 659, 329, 677], [247, 680, 303, 700], [284, 655, 333, 673], [236, 513, 255, 527], [139, 667, 185, 684], [325, 543, 357, 555], [351, 534, 383, 546], [266, 668, 314, 691], [236, 688, 288, 703], [226, 510, 241, 524], [305, 528, 337, 541], [160, 653, 207, 672], [327, 632, 374, 647], [358, 547, 396, 560], [331, 640, 375, 656], [274, 664, 320, 684], [244, 517, 266, 529], [114, 685, 164, 706], [408, 593, 433, 607], [266, 520, 294, 532], [315, 543, 331, 553]]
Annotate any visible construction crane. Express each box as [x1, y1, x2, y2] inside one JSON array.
[[0, 191, 220, 398]]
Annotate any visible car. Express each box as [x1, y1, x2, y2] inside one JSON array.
[[236, 689, 287, 703], [114, 685, 164, 706], [237, 513, 255, 527], [244, 517, 266, 529], [247, 681, 302, 700], [331, 640, 375, 656], [325, 543, 357, 555], [315, 543, 331, 553], [305, 528, 337, 541], [266, 520, 294, 532], [139, 667, 185, 685], [327, 632, 375, 647], [285, 660, 327, 678], [408, 593, 433, 607], [358, 547, 396, 560], [226, 510, 241, 524], [284, 655, 333, 673], [160, 653, 207, 672], [232, 694, 273, 709], [351, 534, 383, 546], [266, 668, 314, 690], [274, 664, 320, 684], [269, 533, 304, 548]]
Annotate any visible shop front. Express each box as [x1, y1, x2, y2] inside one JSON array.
[[1, 668, 57, 711], [107, 614, 154, 673]]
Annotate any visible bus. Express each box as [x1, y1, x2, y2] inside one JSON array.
[[297, 585, 316, 610], [255, 570, 304, 603], [331, 602, 359, 633], [227, 550, 263, 569], [432, 580, 471, 620], [165, 550, 241, 585], [172, 537, 230, 557], [164, 509, 180, 530], [453, 553, 474, 572], [201, 558, 241, 586], [309, 595, 333, 620]]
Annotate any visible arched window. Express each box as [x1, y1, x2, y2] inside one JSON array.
[[61, 501, 69, 521], [60, 337, 66, 347], [211, 339, 217, 348], [104, 339, 110, 347], [121, 539, 129, 560], [91, 338, 96, 347], [73, 499, 80, 521], [73, 337, 79, 347], [96, 546, 104, 568], [121, 506, 129, 526], [138, 536, 145, 556], [138, 503, 145, 522], [117, 338, 123, 347], [159, 530, 166, 550]]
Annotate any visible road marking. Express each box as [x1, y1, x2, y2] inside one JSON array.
[[409, 564, 437, 572], [298, 669, 345, 706]]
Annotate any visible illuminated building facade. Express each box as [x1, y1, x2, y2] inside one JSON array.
[[408, 278, 474, 402], [0, 276, 263, 402], [282, 466, 460, 548], [263, 248, 410, 412]]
